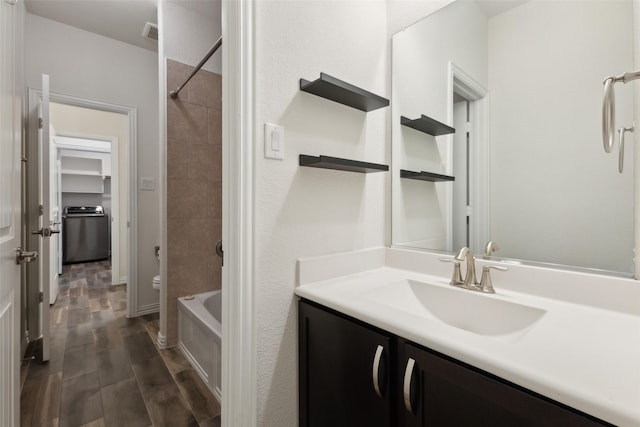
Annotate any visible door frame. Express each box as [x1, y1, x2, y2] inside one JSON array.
[[26, 88, 139, 329], [222, 0, 257, 424], [447, 62, 489, 255]]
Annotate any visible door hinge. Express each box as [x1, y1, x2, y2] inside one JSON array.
[[38, 118, 43, 129], [38, 292, 44, 303], [39, 204, 44, 215], [465, 121, 472, 132]]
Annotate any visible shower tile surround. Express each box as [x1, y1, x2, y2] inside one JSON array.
[[166, 59, 223, 345]]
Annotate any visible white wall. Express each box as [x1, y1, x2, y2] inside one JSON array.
[[253, 2, 388, 424], [488, 0, 634, 272], [386, 0, 453, 37], [25, 13, 160, 311], [391, 0, 487, 250], [635, 0, 640, 278], [164, 0, 221, 73]]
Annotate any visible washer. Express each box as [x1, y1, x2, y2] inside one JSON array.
[[62, 206, 109, 264]]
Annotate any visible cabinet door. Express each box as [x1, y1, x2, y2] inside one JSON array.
[[399, 342, 609, 427], [299, 300, 393, 427]]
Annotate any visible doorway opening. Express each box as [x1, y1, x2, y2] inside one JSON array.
[[24, 88, 138, 362], [51, 103, 129, 290], [448, 62, 490, 255]]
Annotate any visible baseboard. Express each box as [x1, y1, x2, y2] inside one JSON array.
[[136, 302, 159, 316], [157, 331, 167, 349], [110, 277, 127, 286]]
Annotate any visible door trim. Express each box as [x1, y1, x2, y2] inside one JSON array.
[[222, 0, 257, 424], [447, 62, 489, 255], [26, 88, 138, 319]]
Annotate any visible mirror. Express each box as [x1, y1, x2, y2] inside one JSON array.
[[391, 0, 635, 275]]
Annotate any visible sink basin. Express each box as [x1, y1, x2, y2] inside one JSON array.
[[364, 279, 546, 338]]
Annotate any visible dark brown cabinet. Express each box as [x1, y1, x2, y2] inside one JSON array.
[[299, 300, 393, 427], [299, 299, 611, 427], [399, 342, 608, 427]]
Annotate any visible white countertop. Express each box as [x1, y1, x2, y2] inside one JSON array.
[[295, 247, 640, 426]]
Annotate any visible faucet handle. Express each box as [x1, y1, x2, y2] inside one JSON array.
[[439, 258, 463, 286], [483, 241, 500, 258], [479, 265, 508, 294]]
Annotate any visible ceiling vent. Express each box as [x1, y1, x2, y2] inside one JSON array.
[[142, 22, 158, 41]]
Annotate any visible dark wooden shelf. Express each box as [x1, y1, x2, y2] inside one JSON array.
[[400, 169, 455, 182], [300, 73, 390, 112], [400, 115, 455, 136], [300, 155, 389, 173]]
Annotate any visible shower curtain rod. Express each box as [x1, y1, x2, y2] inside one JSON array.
[[169, 36, 222, 99]]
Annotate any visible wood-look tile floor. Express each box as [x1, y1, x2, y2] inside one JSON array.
[[20, 260, 221, 427]]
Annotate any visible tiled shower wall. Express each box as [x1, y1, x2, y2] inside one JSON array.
[[166, 59, 222, 345]]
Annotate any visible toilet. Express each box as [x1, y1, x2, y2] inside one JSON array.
[[153, 246, 161, 292]]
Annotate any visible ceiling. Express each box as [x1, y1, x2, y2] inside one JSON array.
[[24, 0, 222, 52], [22, 0, 516, 53], [25, 0, 160, 51]]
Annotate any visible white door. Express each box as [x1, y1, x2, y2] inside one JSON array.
[[56, 157, 63, 275], [452, 100, 469, 249], [48, 125, 59, 304], [0, 0, 22, 424], [34, 74, 52, 361]]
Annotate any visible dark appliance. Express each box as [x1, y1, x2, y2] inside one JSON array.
[[62, 206, 109, 264]]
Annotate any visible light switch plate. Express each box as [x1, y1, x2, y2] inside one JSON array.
[[264, 123, 285, 160], [140, 177, 155, 191]]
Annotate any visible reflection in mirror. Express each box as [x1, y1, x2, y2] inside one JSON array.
[[391, 0, 635, 275]]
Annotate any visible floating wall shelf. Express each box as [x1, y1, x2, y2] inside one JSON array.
[[300, 155, 389, 173], [400, 169, 455, 182], [300, 73, 390, 112], [401, 115, 455, 136]]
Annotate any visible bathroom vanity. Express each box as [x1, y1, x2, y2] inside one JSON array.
[[299, 299, 608, 426], [295, 248, 640, 427]]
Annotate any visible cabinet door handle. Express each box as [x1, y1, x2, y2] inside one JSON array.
[[403, 358, 416, 413], [372, 344, 384, 398]]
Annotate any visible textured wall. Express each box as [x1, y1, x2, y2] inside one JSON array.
[[165, 59, 222, 345], [253, 2, 388, 425]]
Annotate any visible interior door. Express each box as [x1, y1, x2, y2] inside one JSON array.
[[35, 74, 52, 361], [452, 100, 469, 250], [57, 157, 63, 275], [0, 0, 23, 424], [48, 125, 59, 304]]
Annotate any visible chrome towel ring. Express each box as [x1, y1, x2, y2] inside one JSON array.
[[602, 77, 616, 153], [618, 125, 634, 174], [602, 70, 640, 172]]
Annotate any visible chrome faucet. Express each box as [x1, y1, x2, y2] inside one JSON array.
[[440, 246, 508, 294], [483, 240, 499, 258], [455, 246, 477, 288]]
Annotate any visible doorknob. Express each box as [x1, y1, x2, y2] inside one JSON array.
[[16, 247, 38, 265], [32, 227, 60, 237], [215, 240, 223, 266]]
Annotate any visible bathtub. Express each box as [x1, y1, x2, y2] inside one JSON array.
[[178, 290, 222, 402]]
